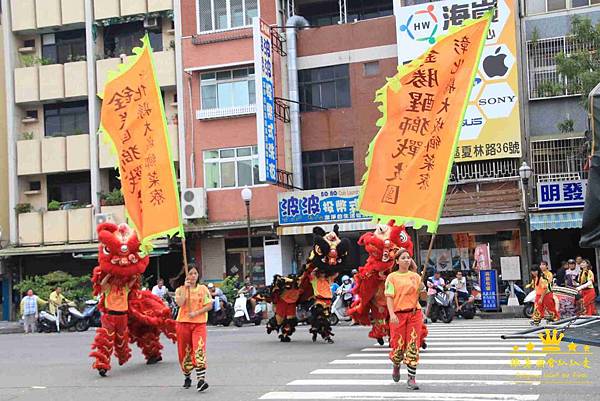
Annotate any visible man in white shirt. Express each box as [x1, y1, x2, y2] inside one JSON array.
[[565, 259, 580, 288], [151, 279, 168, 300], [450, 271, 472, 308]]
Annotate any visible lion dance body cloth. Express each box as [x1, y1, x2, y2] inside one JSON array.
[[267, 274, 302, 342], [90, 223, 176, 376]]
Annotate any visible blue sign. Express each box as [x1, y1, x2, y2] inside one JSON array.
[[537, 179, 587, 209], [278, 187, 367, 225], [480, 269, 499, 311]]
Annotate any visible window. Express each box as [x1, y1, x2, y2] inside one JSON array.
[[104, 20, 162, 58], [197, 0, 258, 33], [531, 137, 587, 181], [47, 172, 91, 205], [526, 0, 600, 15], [42, 30, 86, 64], [200, 67, 255, 110], [44, 101, 89, 137], [299, 0, 392, 26], [203, 146, 263, 189], [302, 148, 355, 190], [299, 65, 351, 111], [364, 61, 380, 77]]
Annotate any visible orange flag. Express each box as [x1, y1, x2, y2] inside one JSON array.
[[359, 13, 492, 233], [99, 35, 182, 250]]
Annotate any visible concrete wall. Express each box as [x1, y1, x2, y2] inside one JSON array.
[[0, 26, 8, 242]]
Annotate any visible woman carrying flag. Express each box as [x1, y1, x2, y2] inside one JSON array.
[[577, 259, 597, 315], [385, 248, 426, 390]]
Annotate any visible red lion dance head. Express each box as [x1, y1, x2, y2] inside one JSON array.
[[359, 220, 413, 263]]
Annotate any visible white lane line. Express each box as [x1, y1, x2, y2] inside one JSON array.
[[287, 379, 541, 386], [348, 353, 545, 357], [259, 392, 540, 400], [362, 347, 540, 351], [310, 368, 541, 376], [330, 359, 543, 365]]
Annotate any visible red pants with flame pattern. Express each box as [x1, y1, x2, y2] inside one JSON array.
[[176, 322, 207, 374], [90, 313, 130, 371]]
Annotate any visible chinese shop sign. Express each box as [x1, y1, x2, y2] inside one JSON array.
[[359, 13, 491, 233], [537, 180, 587, 209], [99, 35, 183, 249], [253, 17, 277, 183], [394, 0, 522, 162], [480, 269, 499, 310], [278, 187, 367, 225]]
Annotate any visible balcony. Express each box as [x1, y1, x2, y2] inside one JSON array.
[[66, 134, 91, 171], [18, 212, 43, 246], [68, 207, 93, 242], [14, 67, 39, 103], [100, 205, 126, 225], [14, 61, 88, 104], [17, 139, 42, 175], [17, 207, 94, 246], [43, 210, 68, 244], [64, 61, 88, 98], [96, 58, 121, 94], [148, 0, 172, 12], [10, 0, 36, 31], [120, 0, 147, 16], [94, 0, 120, 20], [10, 0, 85, 31], [93, 0, 172, 20], [97, 51, 174, 91], [196, 104, 256, 120], [98, 137, 117, 169], [61, 0, 86, 25], [39, 64, 65, 101], [35, 0, 62, 28], [42, 137, 67, 173]]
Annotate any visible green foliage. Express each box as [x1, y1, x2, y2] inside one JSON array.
[[14, 271, 92, 306], [20, 55, 53, 67], [47, 200, 61, 211], [101, 189, 124, 206], [219, 276, 240, 303], [557, 118, 575, 133], [21, 132, 34, 140], [15, 203, 32, 214], [536, 80, 564, 98], [555, 16, 600, 106]]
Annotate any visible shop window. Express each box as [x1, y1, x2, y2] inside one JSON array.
[[225, 237, 265, 286], [200, 67, 255, 110], [47, 172, 91, 205], [302, 147, 355, 190], [104, 20, 162, 58], [299, 64, 351, 111], [42, 30, 86, 64], [44, 101, 89, 137], [203, 146, 263, 189], [525, 0, 600, 15], [197, 0, 258, 33]]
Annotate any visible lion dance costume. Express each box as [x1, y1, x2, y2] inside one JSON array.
[[298, 225, 351, 343], [266, 274, 302, 342], [90, 223, 176, 376]]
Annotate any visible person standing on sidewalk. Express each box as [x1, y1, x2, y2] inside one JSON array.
[[49, 286, 71, 332], [19, 289, 47, 334], [577, 259, 597, 315], [175, 266, 213, 392], [385, 248, 426, 390]]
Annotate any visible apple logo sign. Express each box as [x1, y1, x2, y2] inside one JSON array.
[[483, 47, 508, 78]]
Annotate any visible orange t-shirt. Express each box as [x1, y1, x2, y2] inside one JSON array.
[[176, 284, 212, 324], [104, 285, 129, 312], [543, 270, 553, 283], [280, 288, 301, 304], [384, 271, 422, 311], [311, 274, 333, 299], [535, 276, 550, 296]]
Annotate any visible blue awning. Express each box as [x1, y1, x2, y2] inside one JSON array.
[[530, 211, 583, 231]]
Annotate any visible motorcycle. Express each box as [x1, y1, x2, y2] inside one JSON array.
[[428, 283, 454, 323], [164, 292, 179, 320], [449, 289, 476, 319], [208, 298, 234, 326], [82, 299, 101, 328], [38, 302, 88, 332], [329, 287, 353, 326], [233, 290, 263, 327]]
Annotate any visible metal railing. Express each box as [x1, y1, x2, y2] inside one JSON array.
[[530, 136, 588, 181], [448, 158, 520, 184]]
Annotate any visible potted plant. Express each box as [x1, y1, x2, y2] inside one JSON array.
[[15, 203, 32, 214], [47, 200, 61, 211]]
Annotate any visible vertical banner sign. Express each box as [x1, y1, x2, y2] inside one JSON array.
[[394, 0, 522, 162], [99, 35, 183, 250], [480, 269, 499, 310], [541, 243, 552, 271], [359, 14, 492, 233], [474, 243, 491, 269], [253, 17, 277, 183]]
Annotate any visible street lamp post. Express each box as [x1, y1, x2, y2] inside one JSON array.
[[241, 186, 253, 279], [519, 161, 533, 273]]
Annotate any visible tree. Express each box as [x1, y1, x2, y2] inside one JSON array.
[[14, 271, 92, 306]]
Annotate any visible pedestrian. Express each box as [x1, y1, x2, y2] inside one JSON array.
[[577, 259, 597, 316], [555, 261, 567, 287], [151, 278, 169, 300], [531, 265, 559, 325], [49, 286, 72, 332], [19, 289, 47, 334], [575, 255, 584, 270], [540, 261, 553, 283], [565, 259, 580, 288], [425, 271, 445, 317], [175, 266, 213, 392], [385, 248, 425, 390]]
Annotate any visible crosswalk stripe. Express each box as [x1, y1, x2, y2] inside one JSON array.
[[259, 392, 540, 400], [348, 353, 545, 357], [330, 359, 543, 365], [287, 379, 541, 386], [310, 368, 542, 376]]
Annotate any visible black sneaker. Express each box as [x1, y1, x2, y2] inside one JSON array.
[[421, 341, 427, 350], [377, 338, 384, 346], [197, 380, 209, 392], [146, 356, 162, 365], [325, 337, 334, 344], [98, 369, 107, 377], [183, 376, 191, 389]]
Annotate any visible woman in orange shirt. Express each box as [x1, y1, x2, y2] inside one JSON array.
[[385, 248, 426, 390], [531, 265, 559, 325], [577, 259, 597, 315], [175, 266, 213, 392]]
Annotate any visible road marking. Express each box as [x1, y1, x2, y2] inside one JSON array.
[[260, 391, 540, 400], [362, 347, 540, 351], [374, 341, 541, 346], [287, 379, 541, 386], [330, 359, 543, 365], [310, 368, 541, 376], [348, 353, 546, 357], [425, 334, 523, 338]]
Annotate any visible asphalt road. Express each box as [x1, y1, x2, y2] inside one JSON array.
[[1, 318, 599, 401]]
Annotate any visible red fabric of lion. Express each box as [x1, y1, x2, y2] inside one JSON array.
[[348, 221, 413, 340], [90, 222, 176, 376]]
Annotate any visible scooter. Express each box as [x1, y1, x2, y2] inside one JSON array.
[[523, 290, 536, 318], [329, 287, 353, 326], [233, 290, 263, 327], [449, 289, 476, 319], [38, 302, 88, 332], [208, 298, 234, 326], [428, 283, 454, 323], [82, 299, 101, 328]]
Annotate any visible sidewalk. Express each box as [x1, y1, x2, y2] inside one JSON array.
[[0, 321, 23, 334]]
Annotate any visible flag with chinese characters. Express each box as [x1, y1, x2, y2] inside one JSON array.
[[358, 12, 492, 233], [99, 35, 183, 250]]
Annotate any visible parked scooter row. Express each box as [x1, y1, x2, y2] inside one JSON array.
[[37, 302, 90, 333]]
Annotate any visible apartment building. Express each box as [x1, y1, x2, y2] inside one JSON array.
[[0, 0, 184, 320], [0, 8, 10, 319]]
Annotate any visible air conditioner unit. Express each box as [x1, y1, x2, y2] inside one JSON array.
[[144, 17, 159, 29], [95, 213, 114, 226], [181, 188, 207, 219]]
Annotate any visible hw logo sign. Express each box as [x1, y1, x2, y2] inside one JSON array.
[[399, 4, 438, 44]]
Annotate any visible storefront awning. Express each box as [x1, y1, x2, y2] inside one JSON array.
[[530, 211, 583, 231]]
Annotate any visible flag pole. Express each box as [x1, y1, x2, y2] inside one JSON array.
[[421, 234, 436, 283]]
